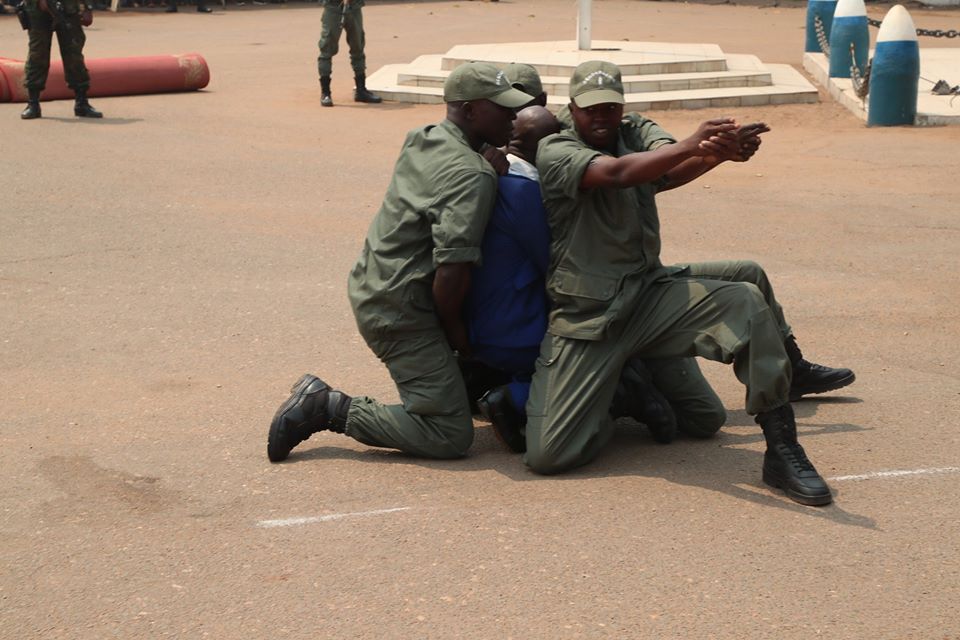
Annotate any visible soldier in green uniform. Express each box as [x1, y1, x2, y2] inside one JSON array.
[[317, 0, 381, 107], [527, 61, 846, 506], [503, 62, 547, 108], [267, 62, 533, 462], [19, 0, 102, 120]]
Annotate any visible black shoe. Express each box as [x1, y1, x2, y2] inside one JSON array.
[[457, 358, 511, 416], [74, 103, 103, 118], [74, 92, 103, 118], [790, 359, 856, 401], [477, 386, 526, 453], [20, 101, 41, 120], [165, 4, 177, 10], [267, 374, 333, 462], [610, 359, 677, 444], [784, 335, 855, 401], [637, 391, 677, 444], [321, 93, 333, 107], [197, 5, 211, 11], [756, 404, 832, 506], [354, 86, 382, 104]]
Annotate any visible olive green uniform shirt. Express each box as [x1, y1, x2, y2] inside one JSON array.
[[348, 119, 497, 338], [343, 119, 496, 459], [536, 123, 681, 341]]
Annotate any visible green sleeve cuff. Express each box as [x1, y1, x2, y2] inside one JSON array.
[[434, 246, 482, 266]]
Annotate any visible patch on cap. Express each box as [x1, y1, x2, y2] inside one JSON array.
[[569, 60, 625, 108], [443, 62, 534, 108]]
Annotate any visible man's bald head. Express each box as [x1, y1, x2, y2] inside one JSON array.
[[507, 106, 561, 164]]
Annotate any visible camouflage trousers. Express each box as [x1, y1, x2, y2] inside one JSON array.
[[24, 8, 90, 93], [317, 1, 366, 78]]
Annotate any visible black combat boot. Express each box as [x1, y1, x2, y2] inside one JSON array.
[[458, 358, 511, 416], [784, 335, 855, 401], [478, 386, 526, 453], [755, 404, 832, 506], [267, 374, 351, 462], [320, 76, 333, 107], [74, 90, 103, 118], [609, 359, 677, 444], [353, 74, 382, 104], [20, 90, 41, 120]]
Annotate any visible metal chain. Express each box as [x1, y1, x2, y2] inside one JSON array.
[[815, 15, 959, 101], [815, 14, 831, 57], [851, 45, 871, 100], [867, 17, 959, 38]]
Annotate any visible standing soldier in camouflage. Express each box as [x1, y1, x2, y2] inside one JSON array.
[[20, 0, 102, 120], [317, 0, 381, 107]]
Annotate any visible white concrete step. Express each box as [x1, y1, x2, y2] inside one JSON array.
[[367, 41, 818, 111], [441, 40, 731, 76]]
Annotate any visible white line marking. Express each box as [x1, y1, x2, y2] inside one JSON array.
[[828, 467, 960, 482], [257, 507, 410, 529]]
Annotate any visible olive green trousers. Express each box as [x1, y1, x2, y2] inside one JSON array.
[[524, 260, 793, 474]]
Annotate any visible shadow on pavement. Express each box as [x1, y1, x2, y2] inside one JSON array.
[[282, 395, 876, 529]]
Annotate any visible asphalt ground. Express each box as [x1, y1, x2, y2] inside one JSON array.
[[2, 1, 960, 638]]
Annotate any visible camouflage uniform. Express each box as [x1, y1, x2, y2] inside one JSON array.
[[317, 0, 366, 79], [23, 0, 90, 93]]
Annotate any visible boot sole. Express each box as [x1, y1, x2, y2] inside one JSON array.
[[789, 371, 856, 401], [267, 374, 325, 462], [762, 467, 833, 506]]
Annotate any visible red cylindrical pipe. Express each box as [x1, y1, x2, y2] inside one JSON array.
[[0, 53, 210, 102]]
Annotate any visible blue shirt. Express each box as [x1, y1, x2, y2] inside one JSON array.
[[467, 173, 551, 350]]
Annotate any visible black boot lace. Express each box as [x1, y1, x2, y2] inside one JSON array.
[[782, 442, 816, 472]]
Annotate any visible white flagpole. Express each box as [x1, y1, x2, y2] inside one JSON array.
[[577, 0, 592, 51]]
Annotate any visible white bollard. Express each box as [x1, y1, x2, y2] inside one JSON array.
[[828, 0, 869, 78], [867, 5, 920, 126]]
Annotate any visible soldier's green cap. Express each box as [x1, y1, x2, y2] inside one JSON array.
[[504, 62, 544, 98], [569, 60, 625, 108], [444, 62, 534, 108]]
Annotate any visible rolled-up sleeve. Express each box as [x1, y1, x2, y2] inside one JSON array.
[[537, 134, 600, 202], [432, 169, 497, 267]]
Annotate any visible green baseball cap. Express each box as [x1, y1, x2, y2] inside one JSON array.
[[504, 62, 544, 98], [570, 60, 625, 108], [443, 62, 534, 108]]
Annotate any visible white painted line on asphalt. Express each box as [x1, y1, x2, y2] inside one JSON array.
[[257, 507, 411, 529], [829, 466, 960, 482]]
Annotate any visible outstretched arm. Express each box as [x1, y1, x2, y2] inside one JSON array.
[[659, 121, 771, 191], [579, 118, 737, 190]]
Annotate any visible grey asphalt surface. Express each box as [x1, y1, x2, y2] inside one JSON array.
[[2, 1, 960, 638]]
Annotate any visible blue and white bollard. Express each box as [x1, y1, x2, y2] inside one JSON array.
[[806, 0, 838, 53], [828, 0, 869, 79], [868, 5, 920, 126]]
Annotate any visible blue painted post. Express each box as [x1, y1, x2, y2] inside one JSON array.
[[806, 0, 838, 53], [868, 5, 920, 126], [828, 0, 869, 79]]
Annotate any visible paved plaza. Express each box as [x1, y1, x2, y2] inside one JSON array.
[[2, 1, 960, 638]]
